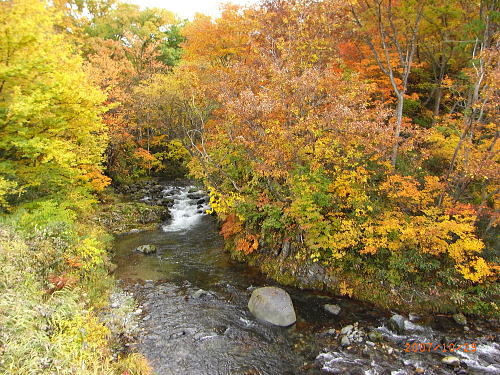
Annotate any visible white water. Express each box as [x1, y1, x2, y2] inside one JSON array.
[[161, 185, 210, 232]]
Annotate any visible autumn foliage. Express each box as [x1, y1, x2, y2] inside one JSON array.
[[0, 0, 498, 339], [127, 0, 500, 314]]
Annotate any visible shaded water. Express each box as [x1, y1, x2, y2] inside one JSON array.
[[113, 183, 500, 375]]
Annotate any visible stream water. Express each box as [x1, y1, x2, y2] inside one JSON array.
[[113, 183, 499, 375]]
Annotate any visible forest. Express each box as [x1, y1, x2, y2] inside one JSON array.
[[0, 0, 498, 374]]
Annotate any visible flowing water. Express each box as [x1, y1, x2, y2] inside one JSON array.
[[113, 183, 500, 375]]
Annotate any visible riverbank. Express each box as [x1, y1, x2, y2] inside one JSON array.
[[0, 204, 151, 375], [227, 244, 500, 318]]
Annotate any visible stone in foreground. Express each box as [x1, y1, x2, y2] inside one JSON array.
[[248, 287, 296, 326], [442, 356, 460, 366], [324, 304, 341, 315], [135, 244, 157, 254], [388, 314, 406, 333]]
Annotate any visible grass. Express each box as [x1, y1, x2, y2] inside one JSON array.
[[0, 201, 152, 375]]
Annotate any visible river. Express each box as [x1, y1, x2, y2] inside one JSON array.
[[112, 182, 500, 375]]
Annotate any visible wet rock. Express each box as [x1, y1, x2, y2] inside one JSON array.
[[304, 263, 326, 285], [187, 193, 204, 200], [248, 287, 296, 327], [368, 330, 383, 342], [403, 320, 425, 331], [196, 198, 207, 205], [408, 313, 420, 322], [159, 198, 174, 207], [453, 313, 467, 326], [135, 244, 157, 254], [340, 325, 354, 335], [441, 356, 460, 366], [324, 304, 341, 315], [192, 289, 211, 299], [323, 328, 337, 335], [341, 335, 351, 346], [388, 314, 405, 333]]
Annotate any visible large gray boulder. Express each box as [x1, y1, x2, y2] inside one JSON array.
[[248, 287, 296, 327]]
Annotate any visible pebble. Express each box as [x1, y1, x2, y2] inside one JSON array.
[[341, 335, 351, 346], [340, 325, 354, 335], [324, 304, 341, 315], [368, 330, 384, 342], [442, 355, 460, 366], [324, 328, 337, 335]]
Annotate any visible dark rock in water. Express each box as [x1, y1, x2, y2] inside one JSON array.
[[159, 198, 174, 207], [248, 287, 296, 326], [453, 313, 467, 326], [135, 244, 157, 254], [196, 198, 207, 205], [324, 304, 341, 315], [187, 193, 204, 200], [388, 314, 406, 333]]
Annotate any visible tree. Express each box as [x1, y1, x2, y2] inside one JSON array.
[[350, 0, 425, 167], [0, 0, 108, 208]]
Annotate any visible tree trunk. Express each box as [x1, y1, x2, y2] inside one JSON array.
[[391, 94, 404, 167], [433, 85, 442, 123]]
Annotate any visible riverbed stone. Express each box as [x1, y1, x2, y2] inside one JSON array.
[[135, 244, 157, 254], [368, 329, 384, 342], [340, 335, 351, 346], [192, 289, 210, 299], [248, 287, 296, 326], [442, 356, 460, 366], [324, 304, 341, 315], [388, 314, 406, 333], [340, 325, 353, 335], [452, 313, 467, 326]]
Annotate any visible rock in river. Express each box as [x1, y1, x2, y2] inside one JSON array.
[[135, 244, 157, 254], [324, 304, 341, 315], [442, 356, 460, 366], [452, 312, 467, 326], [388, 314, 406, 333], [248, 287, 296, 327]]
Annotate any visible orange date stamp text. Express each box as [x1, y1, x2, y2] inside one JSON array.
[[403, 342, 477, 353]]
